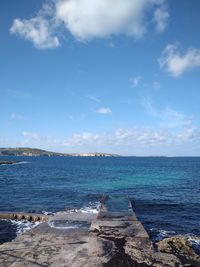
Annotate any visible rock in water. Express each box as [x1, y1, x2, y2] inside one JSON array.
[[0, 161, 20, 165], [156, 235, 200, 266]]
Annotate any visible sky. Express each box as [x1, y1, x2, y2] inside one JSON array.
[[1, 0, 200, 156]]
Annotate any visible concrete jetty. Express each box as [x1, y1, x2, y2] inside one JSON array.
[[0, 196, 190, 266]]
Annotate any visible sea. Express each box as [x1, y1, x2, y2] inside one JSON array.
[[0, 156, 200, 244]]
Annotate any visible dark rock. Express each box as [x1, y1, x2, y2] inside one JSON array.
[[156, 235, 200, 266], [0, 161, 20, 165]]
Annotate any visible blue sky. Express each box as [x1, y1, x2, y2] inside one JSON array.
[[1, 0, 200, 156]]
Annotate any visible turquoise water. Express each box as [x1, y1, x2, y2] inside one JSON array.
[[0, 156, 200, 242]]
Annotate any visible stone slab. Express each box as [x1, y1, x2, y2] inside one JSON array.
[[97, 211, 137, 221], [0, 223, 116, 267], [90, 219, 149, 239], [99, 195, 133, 213]]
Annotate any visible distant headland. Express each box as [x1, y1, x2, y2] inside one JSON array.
[[0, 147, 120, 157]]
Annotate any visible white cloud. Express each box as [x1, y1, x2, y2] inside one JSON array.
[[56, 0, 149, 40], [8, 90, 31, 99], [11, 112, 26, 120], [177, 127, 200, 142], [10, 0, 168, 48], [130, 76, 142, 87], [141, 97, 193, 129], [10, 16, 60, 49], [96, 107, 112, 115], [153, 6, 169, 32], [87, 95, 101, 103], [141, 97, 158, 117], [159, 43, 200, 77], [22, 132, 41, 142], [2, 118, 199, 155], [59, 122, 200, 155], [114, 127, 171, 146], [61, 128, 172, 149], [161, 107, 193, 129], [63, 132, 107, 147], [152, 81, 160, 90]]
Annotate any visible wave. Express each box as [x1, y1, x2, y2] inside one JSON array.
[[66, 202, 99, 214], [42, 202, 99, 216], [13, 161, 30, 165], [0, 161, 30, 166], [1, 219, 40, 235], [149, 228, 176, 242], [188, 236, 200, 255]]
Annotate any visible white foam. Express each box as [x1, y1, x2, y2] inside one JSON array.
[[42, 202, 99, 216], [13, 161, 30, 165], [0, 161, 30, 166], [66, 202, 99, 214], [188, 236, 200, 254], [150, 228, 176, 242], [9, 220, 41, 235]]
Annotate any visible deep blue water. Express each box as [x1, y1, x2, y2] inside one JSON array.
[[0, 156, 200, 241]]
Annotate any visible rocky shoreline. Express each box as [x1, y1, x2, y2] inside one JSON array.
[[155, 235, 200, 266], [0, 161, 20, 165]]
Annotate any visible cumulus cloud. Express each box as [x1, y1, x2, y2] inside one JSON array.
[[55, 0, 151, 40], [63, 132, 107, 147], [114, 128, 170, 146], [63, 128, 171, 148], [60, 124, 200, 151], [96, 107, 112, 115], [10, 16, 60, 49], [159, 43, 200, 77], [4, 118, 198, 155], [153, 6, 169, 32], [10, 0, 168, 48], [130, 76, 142, 87]]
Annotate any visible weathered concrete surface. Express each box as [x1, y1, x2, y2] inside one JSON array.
[[90, 220, 149, 239], [0, 222, 182, 267], [0, 223, 116, 267], [0, 212, 49, 222], [48, 211, 96, 223], [0, 196, 199, 266]]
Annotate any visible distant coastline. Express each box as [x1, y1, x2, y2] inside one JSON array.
[[0, 147, 120, 157]]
